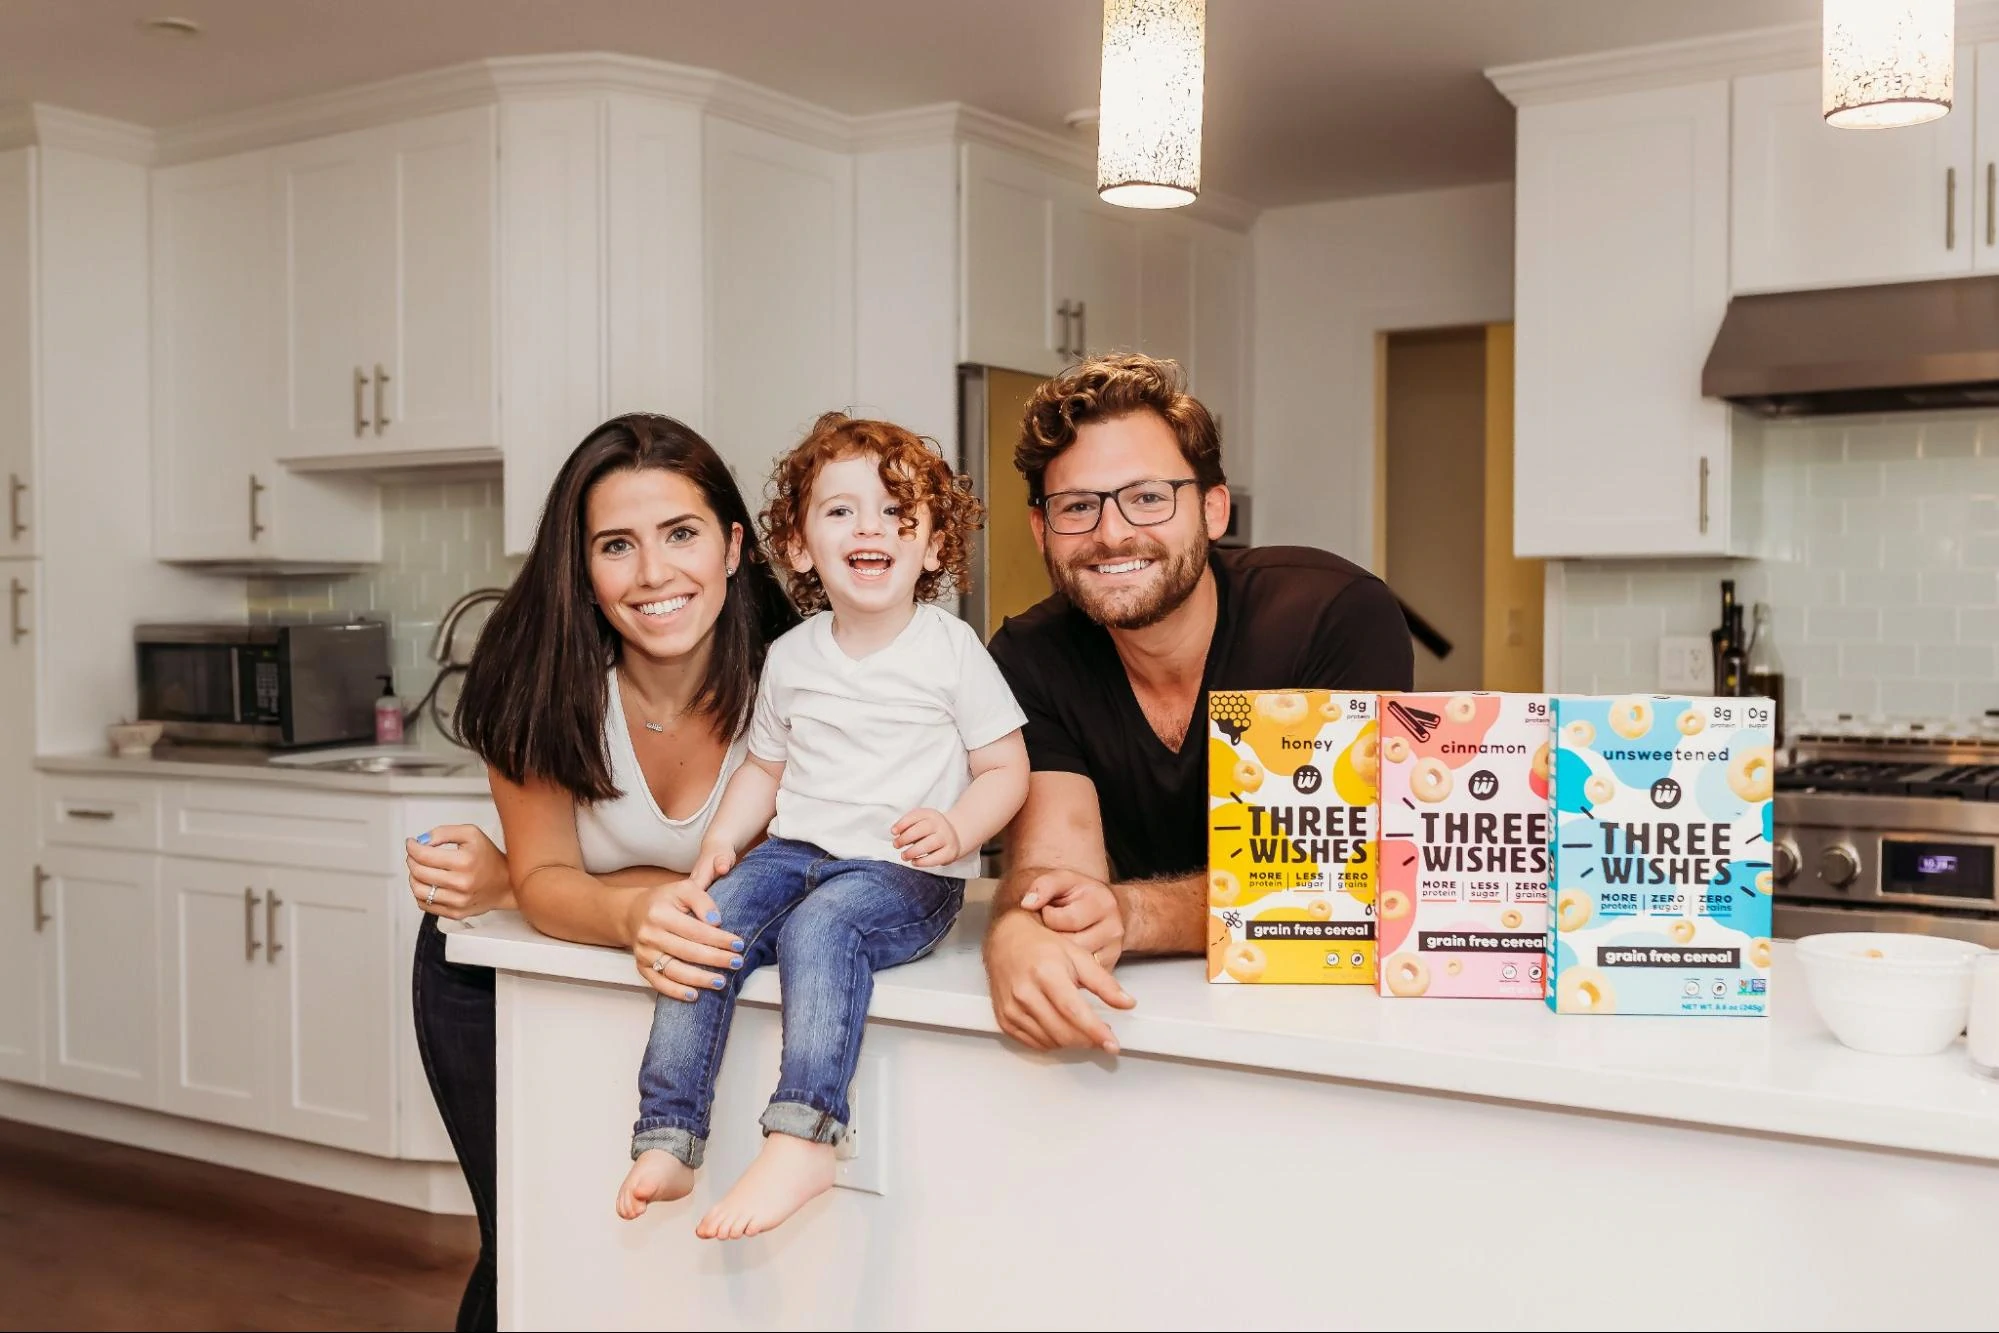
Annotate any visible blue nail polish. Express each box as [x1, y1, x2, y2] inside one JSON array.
[[729, 955, 743, 969], [731, 938, 744, 952], [711, 976, 726, 989], [416, 833, 431, 845], [705, 911, 720, 924]]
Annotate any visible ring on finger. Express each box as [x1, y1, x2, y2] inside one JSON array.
[[425, 883, 439, 906], [652, 953, 668, 973]]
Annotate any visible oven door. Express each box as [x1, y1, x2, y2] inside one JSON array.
[[136, 633, 284, 743]]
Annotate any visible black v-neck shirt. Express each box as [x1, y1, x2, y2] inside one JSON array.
[[987, 546, 1414, 882]]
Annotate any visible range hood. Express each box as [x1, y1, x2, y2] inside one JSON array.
[[1702, 275, 1999, 416]]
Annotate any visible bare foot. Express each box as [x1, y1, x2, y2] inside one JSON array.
[[694, 1134, 836, 1239], [616, 1149, 695, 1220]]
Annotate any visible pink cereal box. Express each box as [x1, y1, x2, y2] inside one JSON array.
[[1376, 692, 1551, 999]]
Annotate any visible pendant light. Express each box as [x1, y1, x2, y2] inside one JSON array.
[[1824, 0, 1954, 129], [1096, 0, 1206, 208]]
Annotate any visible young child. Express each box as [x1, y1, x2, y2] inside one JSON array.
[[615, 412, 1029, 1239]]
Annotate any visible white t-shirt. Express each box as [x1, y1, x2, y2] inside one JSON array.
[[574, 667, 747, 875], [747, 604, 1026, 878]]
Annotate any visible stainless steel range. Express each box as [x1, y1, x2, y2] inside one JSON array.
[[1775, 721, 1999, 947]]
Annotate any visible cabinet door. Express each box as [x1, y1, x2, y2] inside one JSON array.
[[1191, 227, 1251, 457], [1975, 44, 1999, 273], [0, 150, 33, 559], [266, 866, 394, 1153], [151, 153, 276, 561], [1733, 58, 1974, 293], [960, 143, 1061, 374], [1057, 191, 1141, 359], [0, 561, 40, 1084], [1515, 82, 1734, 557], [157, 858, 271, 1131], [274, 126, 393, 460], [385, 107, 496, 452], [39, 847, 158, 1107], [1137, 223, 1194, 369]]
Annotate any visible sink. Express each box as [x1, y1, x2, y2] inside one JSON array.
[[300, 754, 470, 775]]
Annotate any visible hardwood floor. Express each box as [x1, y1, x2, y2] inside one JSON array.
[[0, 1117, 478, 1332]]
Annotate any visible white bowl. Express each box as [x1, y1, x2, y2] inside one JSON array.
[[1795, 931, 1987, 1056], [106, 719, 163, 758]]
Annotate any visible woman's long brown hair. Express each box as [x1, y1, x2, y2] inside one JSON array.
[[454, 414, 799, 804]]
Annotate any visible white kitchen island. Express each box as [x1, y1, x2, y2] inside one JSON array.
[[448, 891, 1999, 1331]]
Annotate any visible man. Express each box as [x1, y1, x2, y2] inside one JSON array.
[[983, 353, 1414, 1053]]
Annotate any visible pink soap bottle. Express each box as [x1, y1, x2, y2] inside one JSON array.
[[374, 675, 405, 745]]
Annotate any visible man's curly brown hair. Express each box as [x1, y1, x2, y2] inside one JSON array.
[[761, 411, 984, 614], [1015, 352, 1225, 503]]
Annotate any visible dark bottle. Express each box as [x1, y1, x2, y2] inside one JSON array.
[[1719, 603, 1746, 697], [1710, 580, 1737, 695], [1743, 601, 1785, 743]]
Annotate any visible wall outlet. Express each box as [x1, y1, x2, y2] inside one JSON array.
[[1658, 636, 1713, 694], [833, 1053, 887, 1196]]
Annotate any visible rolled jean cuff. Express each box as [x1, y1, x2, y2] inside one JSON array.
[[760, 1099, 845, 1146], [631, 1123, 704, 1168]]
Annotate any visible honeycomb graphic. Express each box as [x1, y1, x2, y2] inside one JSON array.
[[1211, 691, 1253, 744]]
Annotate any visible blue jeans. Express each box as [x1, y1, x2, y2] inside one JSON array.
[[631, 837, 963, 1166]]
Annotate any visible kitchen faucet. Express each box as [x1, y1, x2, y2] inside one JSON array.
[[431, 587, 506, 666]]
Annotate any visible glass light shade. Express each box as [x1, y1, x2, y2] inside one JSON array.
[[1097, 0, 1205, 208], [1823, 0, 1954, 129]]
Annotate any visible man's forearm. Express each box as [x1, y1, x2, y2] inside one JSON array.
[[1112, 871, 1207, 955]]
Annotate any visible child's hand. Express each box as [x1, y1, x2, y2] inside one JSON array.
[[891, 808, 962, 867], [685, 841, 736, 895]]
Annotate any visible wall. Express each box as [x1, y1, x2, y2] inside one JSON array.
[[1250, 182, 1514, 563], [247, 476, 519, 740], [1554, 410, 1999, 721]]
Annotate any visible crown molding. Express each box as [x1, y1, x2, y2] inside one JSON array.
[[701, 70, 854, 154], [1489, 2, 1999, 106], [0, 104, 155, 163]]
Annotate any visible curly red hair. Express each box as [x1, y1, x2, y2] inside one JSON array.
[[761, 412, 984, 615]]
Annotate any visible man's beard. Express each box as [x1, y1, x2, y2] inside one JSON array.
[[1047, 527, 1210, 631]]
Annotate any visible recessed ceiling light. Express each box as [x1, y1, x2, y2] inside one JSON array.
[[139, 16, 203, 38]]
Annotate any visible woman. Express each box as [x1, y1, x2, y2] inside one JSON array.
[[406, 414, 797, 1331]]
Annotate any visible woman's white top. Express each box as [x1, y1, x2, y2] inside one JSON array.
[[747, 604, 1026, 878], [573, 667, 747, 875]]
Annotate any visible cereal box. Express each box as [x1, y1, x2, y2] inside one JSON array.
[[1376, 692, 1551, 999], [1206, 690, 1379, 985], [1546, 695, 1775, 1016]]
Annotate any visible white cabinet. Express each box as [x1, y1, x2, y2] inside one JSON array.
[[1057, 194, 1141, 360], [275, 127, 384, 457], [1515, 81, 1743, 558], [158, 859, 268, 1129], [0, 561, 39, 1084], [152, 151, 379, 563], [1732, 54, 1976, 293], [961, 143, 1062, 374], [1191, 227, 1251, 451], [0, 152, 32, 560], [1977, 45, 1999, 273], [38, 847, 159, 1108]]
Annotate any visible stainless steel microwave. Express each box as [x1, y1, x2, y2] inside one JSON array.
[[134, 621, 390, 747]]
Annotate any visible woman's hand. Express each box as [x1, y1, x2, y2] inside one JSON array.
[[625, 879, 746, 1003], [407, 824, 515, 919]]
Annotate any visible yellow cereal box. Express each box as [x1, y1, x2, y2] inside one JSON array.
[[1206, 690, 1379, 984]]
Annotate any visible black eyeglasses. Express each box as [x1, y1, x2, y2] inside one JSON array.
[[1034, 479, 1201, 535]]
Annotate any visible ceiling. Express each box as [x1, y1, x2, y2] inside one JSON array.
[[0, 0, 1820, 207]]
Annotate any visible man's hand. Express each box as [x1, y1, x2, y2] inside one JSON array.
[[1019, 868, 1126, 968], [984, 908, 1135, 1055]]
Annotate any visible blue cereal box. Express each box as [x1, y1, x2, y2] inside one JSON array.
[[1547, 695, 1774, 1016]]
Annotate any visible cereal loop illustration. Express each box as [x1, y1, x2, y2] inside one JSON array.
[[1558, 966, 1616, 1014], [1583, 774, 1616, 807], [1749, 938, 1773, 970], [1608, 697, 1653, 740], [1223, 941, 1267, 984], [1563, 719, 1595, 748], [1410, 756, 1453, 803], [1383, 735, 1411, 765], [1556, 888, 1593, 933], [1677, 710, 1706, 736], [1306, 897, 1333, 921], [1729, 746, 1774, 804], [1379, 888, 1411, 921], [1208, 870, 1241, 906], [1670, 918, 1697, 945], [1444, 694, 1478, 725], [1500, 908, 1523, 930], [1384, 954, 1430, 997]]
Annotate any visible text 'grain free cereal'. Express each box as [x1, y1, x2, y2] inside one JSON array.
[[1547, 695, 1774, 1017], [1207, 690, 1378, 985], [1376, 692, 1551, 999]]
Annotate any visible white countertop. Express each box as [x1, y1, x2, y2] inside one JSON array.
[[447, 894, 1999, 1163], [38, 745, 492, 795]]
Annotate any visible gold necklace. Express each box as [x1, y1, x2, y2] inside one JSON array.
[[620, 668, 670, 734]]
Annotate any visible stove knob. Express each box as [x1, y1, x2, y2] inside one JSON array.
[[1816, 843, 1861, 889], [1772, 839, 1800, 884]]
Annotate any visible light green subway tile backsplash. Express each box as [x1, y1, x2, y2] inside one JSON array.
[[247, 475, 521, 728]]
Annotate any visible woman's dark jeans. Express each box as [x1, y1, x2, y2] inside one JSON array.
[[413, 913, 497, 1333]]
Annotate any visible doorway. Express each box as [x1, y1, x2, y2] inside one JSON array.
[[1376, 323, 1543, 692]]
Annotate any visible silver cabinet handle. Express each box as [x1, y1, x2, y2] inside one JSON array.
[[353, 366, 367, 437], [7, 472, 24, 541], [1698, 456, 1710, 535], [249, 473, 266, 542], [266, 891, 282, 966], [1074, 300, 1086, 356], [1948, 166, 1958, 250], [373, 363, 390, 435], [8, 576, 24, 645], [244, 888, 262, 961], [32, 865, 49, 932], [1055, 300, 1075, 359], [1986, 163, 1993, 247], [65, 808, 113, 821]]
